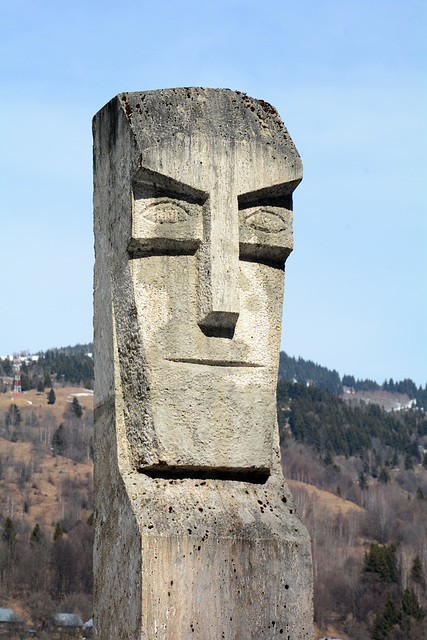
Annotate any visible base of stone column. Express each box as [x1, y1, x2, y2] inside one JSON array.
[[94, 466, 313, 640]]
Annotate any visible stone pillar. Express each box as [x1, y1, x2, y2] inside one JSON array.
[[93, 88, 314, 640]]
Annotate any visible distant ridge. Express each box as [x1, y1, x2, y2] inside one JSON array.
[[278, 352, 342, 394], [278, 351, 427, 409], [1, 344, 425, 408]]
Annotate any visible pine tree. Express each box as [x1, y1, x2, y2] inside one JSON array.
[[47, 388, 56, 405], [371, 613, 387, 640], [21, 372, 31, 391], [364, 543, 379, 573], [30, 523, 43, 545], [342, 374, 355, 388], [2, 517, 17, 546], [71, 396, 83, 418], [401, 587, 425, 622], [6, 404, 22, 427], [416, 486, 426, 501], [404, 453, 414, 470], [364, 543, 399, 583], [359, 472, 368, 490], [371, 612, 387, 640], [378, 468, 390, 484], [371, 593, 399, 640], [411, 555, 424, 586], [37, 379, 45, 393], [324, 450, 333, 466], [382, 592, 399, 630], [51, 424, 65, 455], [53, 522, 63, 541]]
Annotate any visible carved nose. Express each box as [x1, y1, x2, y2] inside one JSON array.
[[198, 193, 240, 336]]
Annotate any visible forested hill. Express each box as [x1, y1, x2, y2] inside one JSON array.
[[0, 343, 94, 390], [278, 352, 342, 394], [278, 351, 427, 465], [277, 379, 427, 464], [1, 345, 425, 408], [0, 344, 426, 638], [37, 343, 94, 387], [278, 351, 427, 409]]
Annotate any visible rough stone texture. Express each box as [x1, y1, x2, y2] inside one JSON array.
[[93, 87, 314, 639]]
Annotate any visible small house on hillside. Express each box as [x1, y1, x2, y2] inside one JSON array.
[[0, 607, 25, 632], [53, 612, 84, 635]]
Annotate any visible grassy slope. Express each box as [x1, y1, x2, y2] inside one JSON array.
[[0, 387, 93, 533], [2, 387, 426, 639]]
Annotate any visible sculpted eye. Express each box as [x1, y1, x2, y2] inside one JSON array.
[[244, 209, 287, 233], [142, 199, 190, 224]]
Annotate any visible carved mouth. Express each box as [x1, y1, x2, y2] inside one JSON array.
[[167, 357, 262, 368]]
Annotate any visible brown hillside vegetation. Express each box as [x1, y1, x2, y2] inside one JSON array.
[[0, 387, 93, 533], [0, 437, 92, 535], [0, 386, 94, 631], [282, 442, 427, 640], [0, 386, 93, 422], [287, 478, 366, 518], [0, 385, 426, 639]]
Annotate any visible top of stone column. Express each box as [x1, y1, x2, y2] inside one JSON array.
[[95, 87, 301, 175]]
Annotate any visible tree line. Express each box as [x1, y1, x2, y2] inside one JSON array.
[[279, 351, 427, 408], [0, 515, 93, 631], [277, 380, 427, 465], [0, 343, 94, 390], [2, 346, 425, 406]]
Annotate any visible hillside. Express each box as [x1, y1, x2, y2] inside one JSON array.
[[278, 351, 427, 409], [341, 387, 416, 413], [282, 443, 427, 640], [0, 385, 94, 629], [0, 347, 426, 639], [0, 385, 94, 518]]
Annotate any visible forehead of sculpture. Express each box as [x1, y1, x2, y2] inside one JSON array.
[[118, 88, 302, 196]]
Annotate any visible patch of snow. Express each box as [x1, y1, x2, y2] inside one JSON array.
[[68, 390, 93, 398], [26, 400, 32, 405]]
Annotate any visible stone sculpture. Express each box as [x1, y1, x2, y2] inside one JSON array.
[[93, 87, 314, 639]]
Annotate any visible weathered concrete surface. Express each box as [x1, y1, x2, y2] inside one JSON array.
[[93, 88, 314, 639]]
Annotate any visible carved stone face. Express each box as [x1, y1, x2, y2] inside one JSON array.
[[107, 89, 302, 476], [93, 90, 313, 640]]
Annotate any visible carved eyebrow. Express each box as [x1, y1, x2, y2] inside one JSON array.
[[133, 167, 207, 204], [237, 179, 301, 209]]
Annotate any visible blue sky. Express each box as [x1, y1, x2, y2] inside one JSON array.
[[0, 0, 426, 385]]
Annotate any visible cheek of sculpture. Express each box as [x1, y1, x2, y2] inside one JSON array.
[[129, 252, 284, 474], [131, 254, 198, 356], [238, 261, 285, 366]]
